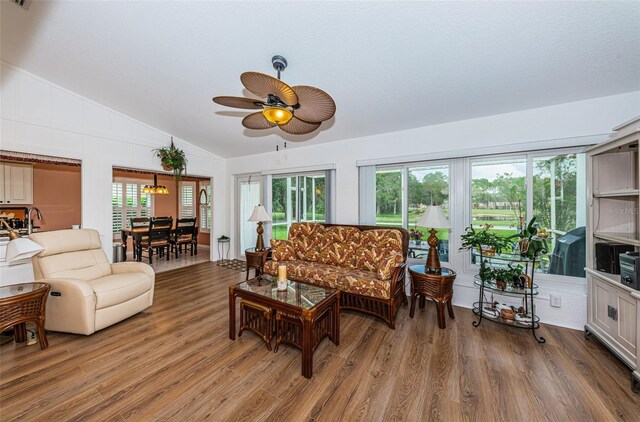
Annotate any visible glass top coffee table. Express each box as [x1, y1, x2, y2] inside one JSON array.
[[229, 274, 340, 378]]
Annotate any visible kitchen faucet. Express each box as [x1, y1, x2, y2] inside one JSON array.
[[27, 207, 43, 235]]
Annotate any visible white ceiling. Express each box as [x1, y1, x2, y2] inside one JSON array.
[[2, 1, 639, 158]]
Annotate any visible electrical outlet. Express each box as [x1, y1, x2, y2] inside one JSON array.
[[550, 294, 561, 308]]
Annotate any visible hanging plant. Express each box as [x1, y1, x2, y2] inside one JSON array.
[[153, 137, 187, 181]]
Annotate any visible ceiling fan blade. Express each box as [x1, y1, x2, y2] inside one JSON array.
[[241, 72, 298, 106], [242, 112, 276, 130], [279, 116, 321, 135], [291, 86, 336, 123], [212, 96, 264, 109]]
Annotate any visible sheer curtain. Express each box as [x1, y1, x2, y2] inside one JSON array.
[[240, 179, 261, 253]]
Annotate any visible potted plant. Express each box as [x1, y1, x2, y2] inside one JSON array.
[[154, 137, 187, 181], [478, 260, 494, 282], [409, 228, 423, 244], [509, 216, 537, 255], [537, 227, 549, 238], [491, 264, 525, 290], [459, 224, 511, 256]]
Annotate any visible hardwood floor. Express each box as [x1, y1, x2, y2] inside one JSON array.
[[1, 262, 638, 421]]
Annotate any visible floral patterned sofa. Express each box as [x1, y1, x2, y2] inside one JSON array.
[[264, 222, 409, 328]]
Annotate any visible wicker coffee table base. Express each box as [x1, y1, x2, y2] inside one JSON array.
[[229, 281, 340, 379]]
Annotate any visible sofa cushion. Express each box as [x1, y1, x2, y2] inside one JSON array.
[[289, 223, 325, 261], [323, 226, 361, 245], [265, 260, 390, 299], [89, 272, 154, 310], [318, 242, 358, 268], [289, 222, 326, 240], [376, 250, 405, 280], [360, 229, 404, 252], [270, 239, 297, 261], [340, 269, 391, 299]]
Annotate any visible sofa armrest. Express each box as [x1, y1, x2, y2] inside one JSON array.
[[389, 263, 407, 298], [39, 277, 96, 335], [111, 262, 154, 279]]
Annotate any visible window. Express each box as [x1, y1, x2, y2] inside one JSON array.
[[199, 182, 212, 232], [375, 169, 403, 227], [272, 173, 327, 240], [374, 163, 451, 262], [112, 178, 153, 238], [179, 181, 196, 218], [470, 152, 586, 276], [471, 158, 526, 238]]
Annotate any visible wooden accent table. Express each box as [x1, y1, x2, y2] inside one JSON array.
[[408, 265, 456, 329], [229, 275, 340, 378], [244, 247, 271, 280], [0, 282, 50, 349]]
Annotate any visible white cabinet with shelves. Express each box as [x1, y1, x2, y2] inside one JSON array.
[[0, 163, 33, 205], [586, 116, 640, 394]]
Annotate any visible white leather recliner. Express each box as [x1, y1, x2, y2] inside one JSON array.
[[30, 229, 155, 335]]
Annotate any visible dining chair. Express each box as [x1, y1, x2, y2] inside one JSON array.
[[139, 217, 173, 264], [171, 218, 197, 258], [130, 217, 151, 260]]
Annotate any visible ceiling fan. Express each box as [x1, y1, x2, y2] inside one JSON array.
[[212, 56, 336, 135]]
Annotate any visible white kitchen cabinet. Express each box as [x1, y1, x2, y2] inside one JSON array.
[[0, 162, 33, 205]]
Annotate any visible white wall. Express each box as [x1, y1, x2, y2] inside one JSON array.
[[0, 63, 228, 281], [3, 58, 638, 329], [226, 91, 640, 330]]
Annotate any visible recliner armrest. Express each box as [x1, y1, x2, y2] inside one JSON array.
[[41, 277, 94, 298], [111, 262, 154, 279], [38, 277, 96, 335]]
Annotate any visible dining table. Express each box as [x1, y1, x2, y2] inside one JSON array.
[[120, 226, 198, 262]]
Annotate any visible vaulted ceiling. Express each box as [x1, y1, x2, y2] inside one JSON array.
[[2, 1, 639, 158]]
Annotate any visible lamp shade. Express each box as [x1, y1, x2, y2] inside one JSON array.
[[247, 205, 272, 222], [416, 205, 450, 229], [262, 107, 293, 125], [5, 238, 44, 263]]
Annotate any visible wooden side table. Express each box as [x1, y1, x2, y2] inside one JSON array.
[[244, 248, 271, 280], [408, 265, 456, 329], [0, 282, 50, 349]]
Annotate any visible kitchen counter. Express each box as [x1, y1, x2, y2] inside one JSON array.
[[0, 228, 41, 240]]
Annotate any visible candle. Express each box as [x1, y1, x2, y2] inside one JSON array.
[[278, 264, 287, 281]]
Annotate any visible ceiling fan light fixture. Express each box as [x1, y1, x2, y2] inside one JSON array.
[[262, 106, 293, 125]]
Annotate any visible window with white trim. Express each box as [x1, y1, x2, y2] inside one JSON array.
[[359, 147, 587, 282], [199, 182, 212, 232], [470, 151, 587, 276], [179, 181, 196, 219], [271, 173, 328, 240], [112, 178, 153, 238], [374, 162, 451, 263]]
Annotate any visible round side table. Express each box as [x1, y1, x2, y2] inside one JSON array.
[[245, 248, 271, 280], [0, 282, 50, 349], [408, 265, 456, 329], [217, 238, 230, 264]]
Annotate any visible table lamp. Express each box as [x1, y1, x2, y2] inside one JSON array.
[[416, 205, 450, 274], [1, 220, 44, 263], [247, 205, 272, 251]]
